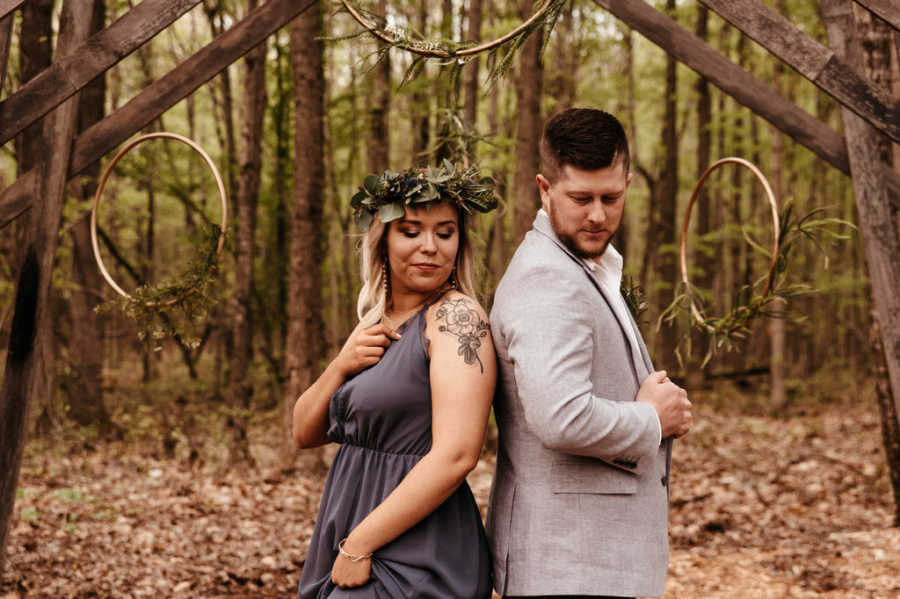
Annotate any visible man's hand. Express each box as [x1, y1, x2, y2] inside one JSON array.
[[636, 370, 692, 438]]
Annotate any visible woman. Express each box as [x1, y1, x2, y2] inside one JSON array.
[[293, 164, 498, 598]]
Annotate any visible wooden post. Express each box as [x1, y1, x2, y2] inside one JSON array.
[[823, 0, 900, 444], [0, 0, 92, 576], [589, 0, 900, 207]]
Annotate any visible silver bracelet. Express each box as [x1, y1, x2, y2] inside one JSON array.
[[338, 538, 373, 562]]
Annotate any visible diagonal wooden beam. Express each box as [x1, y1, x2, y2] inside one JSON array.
[[0, 0, 202, 146], [0, 0, 315, 229], [591, 0, 900, 209], [0, 0, 24, 21], [699, 0, 900, 144], [854, 0, 900, 31]]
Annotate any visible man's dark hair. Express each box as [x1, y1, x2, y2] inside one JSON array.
[[539, 108, 630, 182]]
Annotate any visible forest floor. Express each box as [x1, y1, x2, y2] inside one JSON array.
[[2, 384, 899, 598]]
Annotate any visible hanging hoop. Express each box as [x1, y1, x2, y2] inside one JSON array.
[[90, 132, 228, 305], [340, 0, 560, 59], [679, 157, 780, 332]]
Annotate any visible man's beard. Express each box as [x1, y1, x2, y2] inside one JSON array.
[[556, 230, 612, 260]]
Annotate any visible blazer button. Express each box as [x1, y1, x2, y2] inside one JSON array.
[[661, 475, 668, 487]]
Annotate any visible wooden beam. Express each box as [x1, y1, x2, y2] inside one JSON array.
[[0, 0, 24, 21], [0, 0, 315, 228], [854, 0, 900, 31], [0, 0, 202, 146], [590, 0, 900, 209], [699, 0, 900, 144]]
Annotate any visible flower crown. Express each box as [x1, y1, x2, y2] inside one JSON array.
[[351, 159, 499, 228]]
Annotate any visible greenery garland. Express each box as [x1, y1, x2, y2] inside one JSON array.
[[96, 224, 227, 350], [350, 159, 499, 228], [338, 0, 566, 85]]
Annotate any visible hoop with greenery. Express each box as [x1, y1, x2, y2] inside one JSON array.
[[660, 157, 853, 366], [90, 132, 228, 347]]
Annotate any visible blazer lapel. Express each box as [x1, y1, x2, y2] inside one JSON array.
[[532, 212, 650, 378]]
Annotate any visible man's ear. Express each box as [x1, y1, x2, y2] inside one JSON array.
[[626, 171, 633, 188], [536, 174, 551, 208]]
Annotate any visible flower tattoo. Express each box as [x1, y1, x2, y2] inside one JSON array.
[[435, 297, 490, 373]]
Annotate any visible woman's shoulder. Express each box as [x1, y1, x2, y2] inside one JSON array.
[[425, 290, 489, 328]]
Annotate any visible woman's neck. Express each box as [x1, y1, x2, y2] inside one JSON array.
[[386, 284, 449, 320]]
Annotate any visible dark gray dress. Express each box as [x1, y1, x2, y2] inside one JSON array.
[[298, 307, 492, 599]]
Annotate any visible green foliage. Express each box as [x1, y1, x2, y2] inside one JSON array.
[[96, 224, 228, 350]]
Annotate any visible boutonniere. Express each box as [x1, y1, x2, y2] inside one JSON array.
[[621, 275, 648, 324]]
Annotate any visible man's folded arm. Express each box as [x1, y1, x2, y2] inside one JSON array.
[[499, 267, 661, 464]]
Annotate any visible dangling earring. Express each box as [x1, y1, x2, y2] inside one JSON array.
[[449, 265, 458, 290], [382, 255, 391, 302]]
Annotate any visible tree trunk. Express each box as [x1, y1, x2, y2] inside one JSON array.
[[0, 8, 14, 93], [15, 0, 53, 176], [512, 0, 544, 243], [462, 0, 483, 137], [0, 0, 92, 575], [656, 0, 679, 370], [66, 0, 111, 435], [767, 0, 787, 410], [823, 0, 900, 526], [367, 0, 390, 173], [228, 0, 268, 465], [410, 1, 430, 167], [283, 0, 326, 469], [688, 3, 712, 386]]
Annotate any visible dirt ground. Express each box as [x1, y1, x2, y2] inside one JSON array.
[[2, 393, 899, 598]]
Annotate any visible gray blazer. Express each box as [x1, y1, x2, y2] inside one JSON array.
[[486, 210, 673, 597]]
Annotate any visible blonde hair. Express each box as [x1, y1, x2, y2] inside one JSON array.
[[356, 204, 476, 328]]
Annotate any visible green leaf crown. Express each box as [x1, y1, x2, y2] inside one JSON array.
[[350, 159, 499, 228]]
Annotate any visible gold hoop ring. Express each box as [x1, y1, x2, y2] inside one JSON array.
[[340, 0, 558, 59], [679, 157, 780, 331], [90, 132, 228, 305]]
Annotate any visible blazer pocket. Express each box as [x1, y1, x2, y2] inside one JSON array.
[[551, 457, 637, 495]]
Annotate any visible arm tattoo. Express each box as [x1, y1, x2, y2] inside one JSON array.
[[435, 297, 490, 374]]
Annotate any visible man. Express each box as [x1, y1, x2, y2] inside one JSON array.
[[486, 108, 693, 599]]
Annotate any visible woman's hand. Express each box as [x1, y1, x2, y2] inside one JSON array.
[[334, 322, 401, 377], [331, 542, 372, 588]]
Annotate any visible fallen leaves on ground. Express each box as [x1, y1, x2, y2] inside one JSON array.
[[2, 394, 898, 598]]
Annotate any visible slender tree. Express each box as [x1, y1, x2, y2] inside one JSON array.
[[67, 0, 112, 435], [283, 0, 326, 466], [656, 0, 680, 369], [228, 0, 268, 463], [512, 0, 544, 243], [368, 0, 391, 173]]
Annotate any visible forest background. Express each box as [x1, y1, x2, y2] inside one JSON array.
[[1, 0, 899, 596]]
